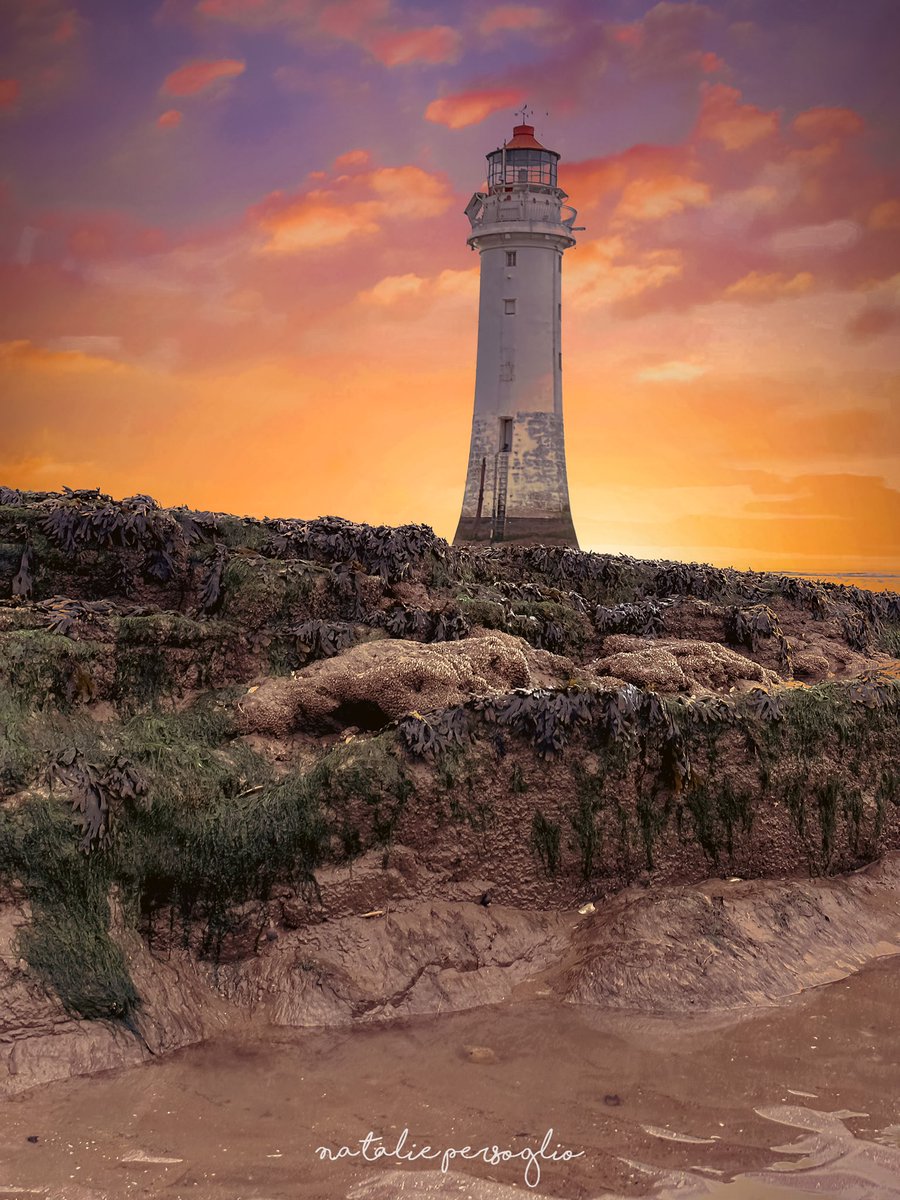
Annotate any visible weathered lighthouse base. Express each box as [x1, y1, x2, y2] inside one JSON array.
[[453, 410, 579, 548], [454, 512, 579, 547]]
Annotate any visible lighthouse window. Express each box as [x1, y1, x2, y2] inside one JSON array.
[[500, 418, 513, 452], [506, 251, 517, 267], [504, 299, 516, 315]]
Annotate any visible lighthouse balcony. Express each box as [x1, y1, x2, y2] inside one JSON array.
[[467, 213, 577, 247], [468, 222, 576, 250], [467, 191, 576, 236]]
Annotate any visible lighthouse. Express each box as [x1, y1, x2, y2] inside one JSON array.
[[453, 114, 580, 547]]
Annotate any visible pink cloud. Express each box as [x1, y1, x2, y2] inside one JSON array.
[[564, 144, 708, 221], [425, 86, 521, 129], [0, 338, 125, 374], [52, 11, 77, 43], [195, 0, 285, 20], [607, 2, 719, 82], [694, 50, 724, 74], [194, 0, 392, 44], [161, 58, 246, 97], [617, 174, 710, 222], [319, 0, 390, 39], [333, 148, 372, 172], [869, 199, 900, 231], [0, 79, 21, 110], [696, 83, 779, 150], [357, 267, 477, 315], [30, 209, 171, 263], [566, 236, 684, 310], [250, 162, 454, 254], [555, 85, 895, 324], [768, 220, 861, 255], [846, 304, 900, 342], [193, 0, 457, 70], [477, 6, 550, 36], [792, 106, 865, 141], [439, 2, 723, 129], [157, 108, 183, 128], [0, 4, 84, 114], [723, 271, 814, 301], [369, 25, 461, 66], [609, 21, 643, 48]]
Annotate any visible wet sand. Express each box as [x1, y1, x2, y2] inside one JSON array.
[[0, 958, 898, 1200]]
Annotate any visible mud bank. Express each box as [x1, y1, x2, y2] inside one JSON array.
[[2, 856, 898, 1098], [0, 956, 898, 1199]]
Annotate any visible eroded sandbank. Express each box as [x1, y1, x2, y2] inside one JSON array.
[[0, 957, 898, 1199]]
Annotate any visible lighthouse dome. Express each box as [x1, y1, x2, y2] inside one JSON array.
[[486, 124, 559, 191]]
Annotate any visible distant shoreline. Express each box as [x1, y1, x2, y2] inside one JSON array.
[[781, 571, 899, 594]]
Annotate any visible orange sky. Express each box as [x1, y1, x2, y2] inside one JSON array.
[[2, 0, 899, 573]]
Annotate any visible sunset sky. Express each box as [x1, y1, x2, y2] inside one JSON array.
[[2, 0, 899, 572]]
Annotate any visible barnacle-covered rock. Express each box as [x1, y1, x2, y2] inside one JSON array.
[[592, 647, 688, 693], [593, 637, 777, 694], [238, 634, 533, 735], [667, 639, 776, 691], [792, 649, 831, 682], [465, 628, 577, 688]]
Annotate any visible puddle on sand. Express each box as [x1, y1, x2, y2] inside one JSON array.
[[0, 957, 897, 1200], [623, 1105, 900, 1199]]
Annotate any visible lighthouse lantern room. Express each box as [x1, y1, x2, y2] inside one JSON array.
[[453, 112, 580, 547]]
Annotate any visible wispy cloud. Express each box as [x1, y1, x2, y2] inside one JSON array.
[[161, 58, 245, 97], [425, 86, 521, 128]]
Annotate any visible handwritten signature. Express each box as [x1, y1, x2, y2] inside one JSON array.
[[315, 1126, 583, 1188]]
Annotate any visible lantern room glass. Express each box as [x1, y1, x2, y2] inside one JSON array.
[[487, 148, 558, 189]]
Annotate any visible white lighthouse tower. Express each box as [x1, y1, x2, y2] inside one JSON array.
[[453, 113, 580, 547]]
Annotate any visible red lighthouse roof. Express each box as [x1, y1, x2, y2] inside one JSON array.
[[505, 123, 547, 149]]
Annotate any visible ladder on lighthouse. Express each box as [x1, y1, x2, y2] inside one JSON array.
[[492, 452, 510, 542]]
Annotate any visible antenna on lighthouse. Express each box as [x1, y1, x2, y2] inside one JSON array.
[[514, 102, 533, 124]]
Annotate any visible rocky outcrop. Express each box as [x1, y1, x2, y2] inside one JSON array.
[[238, 634, 536, 734], [592, 636, 778, 694]]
